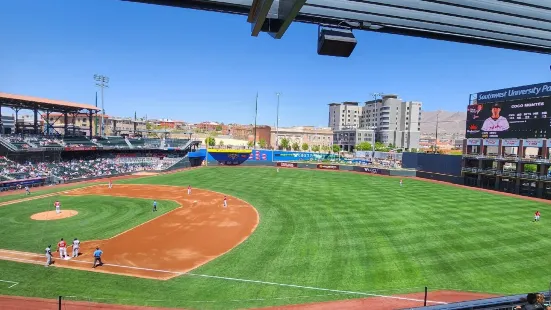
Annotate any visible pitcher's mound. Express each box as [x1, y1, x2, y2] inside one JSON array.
[[31, 210, 78, 221]]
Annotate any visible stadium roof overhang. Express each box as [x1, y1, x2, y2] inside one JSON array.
[[0, 93, 101, 113], [124, 0, 551, 56]]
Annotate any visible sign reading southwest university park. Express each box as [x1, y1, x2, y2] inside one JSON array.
[[466, 82, 551, 139]]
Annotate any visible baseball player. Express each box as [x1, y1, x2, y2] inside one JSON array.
[[108, 181, 112, 189], [535, 211, 541, 222], [45, 245, 52, 267], [25, 186, 30, 195], [57, 238, 67, 259], [187, 185, 191, 195], [223, 196, 227, 208], [54, 200, 61, 214], [277, 167, 280, 172], [400, 179, 403, 187], [481, 103, 510, 132], [72, 238, 80, 258], [92, 247, 104, 268], [152, 200, 157, 212]]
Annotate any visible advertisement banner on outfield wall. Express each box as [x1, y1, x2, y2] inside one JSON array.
[[523, 139, 544, 147], [502, 139, 520, 147], [276, 162, 297, 168], [317, 164, 339, 170], [483, 139, 499, 146], [248, 150, 270, 161], [466, 139, 481, 146], [352, 166, 391, 175], [273, 151, 331, 161]]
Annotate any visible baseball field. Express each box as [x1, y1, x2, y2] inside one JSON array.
[[0, 166, 550, 309]]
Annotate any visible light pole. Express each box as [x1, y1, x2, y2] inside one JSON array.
[[370, 126, 377, 158], [434, 111, 440, 154], [276, 92, 281, 149], [94, 74, 109, 137]]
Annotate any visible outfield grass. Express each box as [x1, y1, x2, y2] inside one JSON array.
[[0, 195, 179, 252], [1, 167, 551, 309]]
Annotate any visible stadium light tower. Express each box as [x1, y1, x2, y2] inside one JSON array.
[[94, 74, 109, 136]]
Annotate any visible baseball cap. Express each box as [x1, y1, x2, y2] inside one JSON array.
[[492, 103, 501, 108]]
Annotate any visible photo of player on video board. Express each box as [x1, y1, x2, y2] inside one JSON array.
[[466, 97, 551, 139]]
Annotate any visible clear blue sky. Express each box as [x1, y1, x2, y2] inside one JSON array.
[[1, 0, 550, 127]]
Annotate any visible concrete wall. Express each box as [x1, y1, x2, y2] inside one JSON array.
[[402, 152, 463, 184]]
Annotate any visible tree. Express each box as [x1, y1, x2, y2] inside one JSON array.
[[410, 148, 418, 153], [280, 138, 290, 150], [355, 142, 372, 151], [218, 140, 224, 146], [332, 144, 341, 153], [525, 164, 537, 173], [375, 142, 389, 152], [292, 142, 300, 151], [205, 136, 216, 147], [259, 138, 267, 149], [301, 143, 309, 151], [215, 125, 223, 131], [247, 140, 254, 148], [321, 145, 330, 152], [312, 145, 321, 152]]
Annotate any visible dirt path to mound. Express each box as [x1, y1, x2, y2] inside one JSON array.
[[0, 184, 259, 280], [255, 290, 499, 310], [0, 295, 188, 310]]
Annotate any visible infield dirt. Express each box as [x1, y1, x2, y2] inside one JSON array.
[[0, 184, 259, 280]]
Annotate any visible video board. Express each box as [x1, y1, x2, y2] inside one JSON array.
[[466, 97, 551, 139]]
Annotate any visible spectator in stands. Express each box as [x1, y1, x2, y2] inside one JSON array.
[[515, 293, 550, 310]]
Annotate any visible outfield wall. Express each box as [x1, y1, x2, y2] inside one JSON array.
[[402, 152, 463, 184]]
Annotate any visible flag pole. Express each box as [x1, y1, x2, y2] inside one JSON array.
[[253, 92, 258, 149]]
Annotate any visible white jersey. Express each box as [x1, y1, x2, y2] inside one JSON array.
[[73, 240, 80, 249], [481, 116, 509, 131], [45, 247, 51, 256]]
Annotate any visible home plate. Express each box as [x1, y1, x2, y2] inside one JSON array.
[[63, 256, 71, 260]]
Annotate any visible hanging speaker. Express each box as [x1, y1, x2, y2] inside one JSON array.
[[317, 28, 357, 57]]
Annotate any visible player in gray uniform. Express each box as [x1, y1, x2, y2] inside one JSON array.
[[45, 245, 52, 267], [72, 238, 80, 258]]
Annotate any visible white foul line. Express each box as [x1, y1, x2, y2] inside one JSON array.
[[0, 279, 19, 288], [0, 251, 446, 305]]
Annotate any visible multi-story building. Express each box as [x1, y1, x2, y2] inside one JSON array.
[[271, 126, 333, 150], [333, 129, 375, 152], [43, 113, 146, 136], [110, 117, 147, 136], [328, 102, 362, 130], [329, 94, 422, 151]]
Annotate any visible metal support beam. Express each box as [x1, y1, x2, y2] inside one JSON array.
[[0, 103, 3, 134], [14, 108, 19, 134], [64, 113, 68, 136], [250, 0, 275, 36], [271, 0, 306, 39], [88, 110, 93, 139], [33, 108, 38, 134]]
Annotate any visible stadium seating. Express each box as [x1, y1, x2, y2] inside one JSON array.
[[63, 136, 98, 147], [96, 136, 130, 149], [165, 138, 189, 148], [0, 155, 184, 182]]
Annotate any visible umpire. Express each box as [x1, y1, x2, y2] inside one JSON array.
[[92, 247, 104, 268], [45, 245, 52, 267]]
